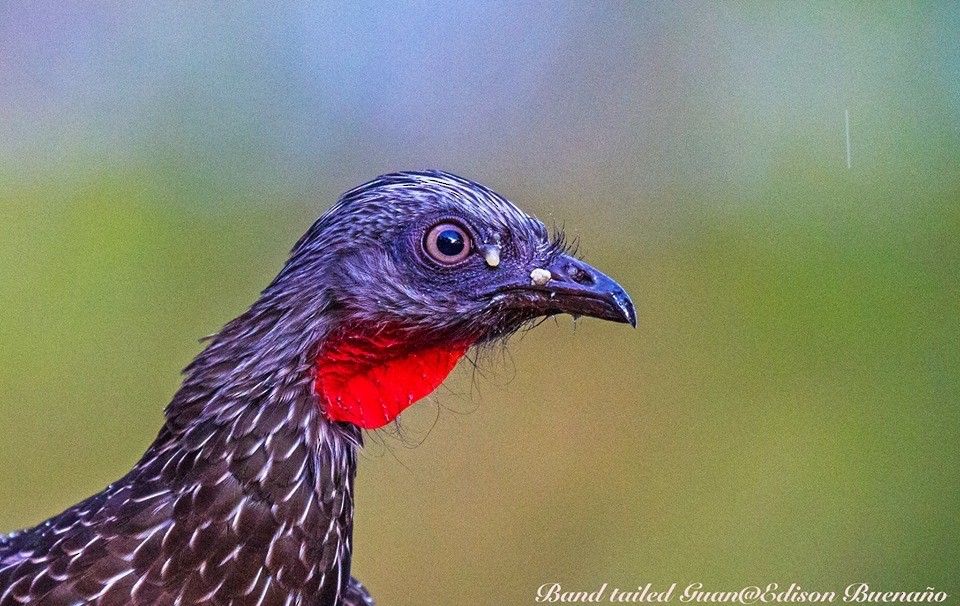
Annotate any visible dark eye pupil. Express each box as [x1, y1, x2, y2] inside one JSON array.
[[436, 229, 464, 257]]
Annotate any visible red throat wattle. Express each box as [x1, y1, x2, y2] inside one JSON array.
[[315, 328, 471, 429]]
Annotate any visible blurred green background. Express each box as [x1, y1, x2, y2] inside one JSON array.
[[1, 3, 958, 604]]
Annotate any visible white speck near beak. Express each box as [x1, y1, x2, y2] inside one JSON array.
[[484, 247, 501, 267], [530, 268, 552, 286]]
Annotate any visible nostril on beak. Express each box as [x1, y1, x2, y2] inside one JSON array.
[[566, 263, 595, 286]]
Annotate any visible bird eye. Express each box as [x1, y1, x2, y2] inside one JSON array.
[[424, 222, 471, 265]]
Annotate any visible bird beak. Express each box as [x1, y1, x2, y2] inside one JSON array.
[[491, 253, 637, 328]]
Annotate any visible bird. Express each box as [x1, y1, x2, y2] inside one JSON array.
[[0, 170, 636, 606]]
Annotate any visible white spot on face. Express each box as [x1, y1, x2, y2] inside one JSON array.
[[530, 268, 552, 286], [484, 246, 501, 267]]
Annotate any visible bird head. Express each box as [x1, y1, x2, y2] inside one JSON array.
[[253, 170, 635, 429]]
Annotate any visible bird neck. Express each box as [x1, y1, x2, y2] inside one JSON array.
[[160, 297, 364, 511], [134, 386, 358, 602], [131, 301, 363, 601]]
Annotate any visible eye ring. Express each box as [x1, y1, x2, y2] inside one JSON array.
[[423, 222, 472, 265]]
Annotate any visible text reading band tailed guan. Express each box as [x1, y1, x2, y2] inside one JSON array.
[[0, 171, 636, 606]]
